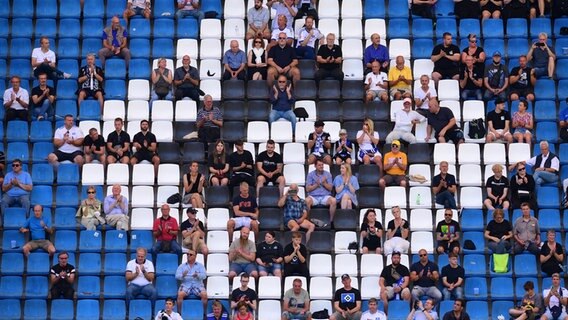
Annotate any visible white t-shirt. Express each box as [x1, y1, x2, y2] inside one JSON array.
[[53, 125, 84, 154], [3, 87, 29, 110], [413, 85, 438, 110], [356, 130, 379, 151], [296, 27, 323, 48], [271, 27, 294, 40], [543, 287, 568, 311], [126, 258, 155, 287], [128, 0, 149, 8], [393, 109, 426, 132], [31, 48, 56, 70], [154, 310, 183, 320], [365, 72, 388, 91], [361, 310, 387, 320]]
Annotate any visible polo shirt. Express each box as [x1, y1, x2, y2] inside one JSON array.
[[174, 66, 200, 89], [54, 125, 84, 153], [316, 44, 343, 70], [268, 45, 297, 68], [222, 49, 246, 69], [426, 107, 458, 133], [364, 44, 389, 65]]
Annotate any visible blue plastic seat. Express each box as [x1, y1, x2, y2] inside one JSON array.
[[131, 230, 154, 250], [11, 18, 33, 38], [182, 300, 205, 319], [388, 18, 410, 39], [77, 276, 101, 299], [537, 186, 560, 208], [9, 59, 32, 79], [364, 0, 385, 18], [460, 209, 484, 231], [559, 80, 568, 101], [30, 185, 53, 207], [482, 19, 504, 38], [57, 163, 80, 185], [10, 38, 32, 59], [557, 59, 568, 80], [79, 230, 103, 252], [57, 39, 80, 60], [156, 275, 178, 298], [104, 79, 126, 100], [463, 254, 486, 277], [6, 121, 28, 142], [50, 299, 74, 320], [103, 276, 126, 299], [152, 38, 175, 59], [530, 17, 552, 38], [483, 39, 505, 58], [27, 252, 50, 275], [0, 299, 21, 319], [55, 100, 78, 119], [130, 38, 152, 59], [2, 230, 26, 253], [464, 277, 488, 300], [104, 253, 127, 275], [7, 142, 29, 162], [25, 276, 48, 298], [176, 17, 200, 39], [385, 300, 409, 320], [59, 0, 81, 18], [490, 278, 514, 300], [461, 231, 485, 254], [130, 59, 151, 79], [533, 100, 555, 121], [30, 122, 53, 142], [58, 19, 81, 39], [534, 79, 556, 100], [560, 144, 568, 165], [1, 253, 24, 275], [536, 122, 559, 144], [154, 0, 176, 18], [506, 18, 528, 38], [76, 299, 100, 320], [83, 0, 104, 18], [24, 299, 47, 320], [31, 163, 54, 185], [412, 38, 434, 59], [0, 39, 7, 59], [507, 38, 529, 59], [102, 299, 126, 320], [81, 39, 102, 60], [11, 0, 33, 18], [156, 253, 179, 275], [56, 80, 78, 100], [154, 19, 175, 38], [0, 0, 8, 18], [79, 100, 102, 121], [56, 186, 79, 207], [435, 0, 454, 17], [54, 207, 77, 230], [105, 230, 128, 252], [35, 19, 57, 38], [78, 253, 101, 275], [412, 19, 434, 39], [129, 300, 152, 320], [202, 0, 223, 17], [105, 59, 127, 79], [555, 18, 568, 38], [0, 18, 8, 37], [388, 0, 409, 18], [491, 301, 514, 319], [57, 60, 79, 80], [32, 142, 54, 163], [514, 254, 538, 277], [106, 0, 125, 17], [54, 230, 78, 252], [82, 18, 104, 39], [435, 18, 457, 38], [129, 19, 151, 39], [0, 276, 23, 298], [3, 207, 27, 229]]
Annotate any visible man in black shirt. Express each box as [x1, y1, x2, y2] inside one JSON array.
[[283, 231, 309, 278], [432, 161, 458, 209], [130, 119, 160, 175], [442, 299, 470, 320], [459, 55, 483, 101], [315, 33, 344, 85], [230, 273, 257, 314], [426, 104, 464, 145], [267, 32, 300, 87], [436, 209, 461, 255], [410, 249, 442, 302], [31, 73, 56, 121], [307, 120, 332, 165], [227, 182, 259, 239], [486, 98, 513, 144], [174, 55, 200, 102], [484, 163, 510, 211], [106, 117, 131, 164], [509, 55, 535, 102], [180, 207, 208, 256], [379, 251, 411, 314], [331, 274, 362, 320], [441, 254, 465, 301], [228, 139, 255, 191], [256, 139, 285, 197], [83, 127, 106, 164], [431, 32, 460, 84], [50, 251, 76, 299]]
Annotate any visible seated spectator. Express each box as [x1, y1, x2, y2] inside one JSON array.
[[207, 300, 230, 320], [20, 204, 55, 257], [330, 274, 362, 320], [3, 75, 30, 121], [77, 53, 104, 113], [541, 273, 568, 320], [267, 32, 300, 87], [532, 0, 552, 18], [183, 161, 206, 208], [223, 41, 247, 81], [246, 0, 270, 41], [515, 141, 559, 186], [231, 273, 257, 315], [386, 98, 427, 144], [441, 254, 465, 301], [357, 118, 383, 171], [228, 182, 260, 239], [442, 299, 469, 320], [156, 298, 182, 320], [282, 278, 311, 320], [174, 55, 200, 102], [76, 185, 105, 231], [510, 161, 537, 209], [247, 36, 268, 80], [31, 73, 55, 121], [181, 207, 209, 256], [379, 140, 408, 189], [48, 115, 85, 166], [454, 0, 481, 19], [104, 184, 129, 230], [383, 206, 410, 255], [364, 33, 389, 74], [461, 33, 486, 71], [283, 231, 309, 278], [175, 0, 204, 22], [388, 56, 413, 100], [486, 98, 513, 144], [362, 298, 387, 320], [541, 229, 565, 276], [235, 301, 254, 320], [229, 139, 256, 190], [512, 100, 533, 143], [509, 56, 536, 102], [333, 163, 359, 210], [410, 248, 442, 302], [31, 37, 71, 80], [364, 61, 389, 103], [295, 16, 323, 60], [126, 247, 157, 305], [256, 231, 284, 277], [50, 251, 76, 299], [295, 0, 318, 19], [426, 103, 465, 145], [98, 16, 131, 69], [560, 103, 568, 143], [208, 139, 230, 186], [436, 209, 461, 255], [269, 74, 297, 132], [306, 159, 337, 225], [256, 139, 285, 197], [151, 58, 173, 103], [509, 280, 543, 320], [83, 127, 106, 164], [411, 0, 436, 19], [481, 0, 502, 19], [152, 204, 182, 256], [485, 208, 513, 254], [360, 209, 383, 254], [268, 0, 297, 30], [483, 51, 509, 101], [484, 163, 510, 210], [279, 184, 316, 242], [407, 299, 438, 320], [431, 32, 461, 84], [175, 248, 208, 314], [269, 15, 295, 49], [130, 119, 160, 173], [513, 203, 540, 255], [333, 129, 353, 165], [380, 252, 411, 314], [197, 95, 223, 149], [432, 161, 458, 210], [123, 0, 151, 22], [106, 117, 131, 164], [1, 159, 32, 222], [229, 227, 258, 280], [504, 0, 529, 19], [315, 33, 344, 85], [459, 55, 483, 101], [413, 74, 438, 116], [527, 32, 555, 79], [307, 120, 332, 165]]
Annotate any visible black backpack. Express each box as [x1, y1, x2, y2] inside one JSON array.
[[468, 118, 486, 139]]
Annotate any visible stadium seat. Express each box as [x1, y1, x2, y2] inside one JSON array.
[[463, 254, 486, 277], [23, 276, 48, 298], [483, 143, 506, 164], [436, 18, 457, 39], [506, 18, 529, 38], [437, 80, 460, 101], [50, 299, 74, 320], [206, 276, 230, 299], [464, 277, 488, 300], [388, 300, 410, 320], [467, 301, 489, 319], [1, 253, 24, 276], [76, 299, 99, 320], [77, 253, 101, 276], [483, 19, 504, 38], [530, 17, 551, 38], [389, 39, 411, 59], [388, 18, 409, 39], [23, 299, 47, 319], [536, 121, 559, 143], [364, 0, 385, 18]]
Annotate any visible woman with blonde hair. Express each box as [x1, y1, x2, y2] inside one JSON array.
[[333, 163, 359, 209], [484, 163, 510, 210], [76, 186, 105, 230], [356, 118, 383, 173]]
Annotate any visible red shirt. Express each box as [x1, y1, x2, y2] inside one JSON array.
[[153, 216, 179, 241]]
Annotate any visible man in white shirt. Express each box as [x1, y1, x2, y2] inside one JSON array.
[[3, 76, 29, 121], [126, 247, 157, 305], [365, 61, 388, 103], [269, 15, 295, 49], [386, 98, 426, 144], [31, 37, 71, 80], [361, 298, 387, 320], [542, 273, 568, 320], [413, 74, 438, 116], [123, 0, 151, 23], [512, 140, 559, 186], [155, 297, 183, 320], [295, 16, 323, 60], [48, 114, 85, 166]]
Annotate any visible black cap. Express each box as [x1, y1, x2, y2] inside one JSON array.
[[314, 120, 325, 127], [341, 274, 350, 280], [495, 97, 505, 105]]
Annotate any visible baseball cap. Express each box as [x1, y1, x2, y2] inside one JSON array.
[[341, 274, 350, 281], [314, 120, 325, 127], [493, 51, 501, 57], [403, 97, 412, 104], [392, 140, 401, 147], [339, 129, 347, 135]]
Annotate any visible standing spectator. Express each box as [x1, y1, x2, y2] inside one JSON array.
[[152, 204, 182, 256], [364, 61, 389, 103], [509, 280, 543, 320], [207, 300, 230, 320], [106, 117, 131, 164], [484, 163, 510, 211], [1, 159, 32, 222], [104, 184, 129, 230], [334, 129, 353, 165], [151, 58, 173, 103], [175, 0, 204, 22], [83, 128, 106, 164], [435, 209, 461, 255], [364, 33, 389, 73], [386, 98, 427, 144], [182, 161, 206, 209], [315, 33, 344, 85], [380, 251, 411, 315], [509, 55, 536, 102], [283, 231, 310, 277], [180, 207, 208, 256], [527, 32, 555, 79], [531, 0, 552, 18], [330, 274, 362, 320], [407, 299, 439, 320], [388, 56, 413, 100], [123, 0, 151, 22], [295, 0, 318, 19], [426, 103, 465, 145], [47, 114, 85, 166], [357, 118, 382, 171], [3, 75, 30, 121], [459, 55, 483, 101], [360, 208, 383, 254], [231, 273, 258, 315], [307, 120, 332, 165], [362, 298, 387, 320], [98, 16, 131, 69], [295, 16, 323, 60], [383, 206, 410, 255], [208, 139, 230, 186], [156, 298, 183, 320], [379, 140, 408, 189], [503, 0, 529, 19], [460, 33, 486, 71], [541, 273, 568, 320], [411, 0, 437, 19], [50, 251, 76, 299], [541, 229, 564, 276], [441, 254, 465, 300], [268, 0, 297, 30], [512, 100, 534, 143], [333, 163, 360, 210], [247, 36, 268, 80], [485, 208, 513, 254], [126, 247, 157, 305], [130, 119, 160, 175], [413, 74, 438, 116], [510, 162, 537, 209], [269, 15, 295, 49], [227, 182, 260, 239], [483, 51, 509, 101], [442, 299, 470, 320], [282, 278, 311, 320], [228, 227, 258, 280], [279, 184, 316, 242], [174, 55, 200, 102], [269, 74, 296, 132], [31, 73, 56, 121], [223, 40, 247, 81], [196, 95, 223, 148], [31, 37, 71, 80], [76, 186, 105, 231], [175, 248, 208, 314], [514, 140, 559, 186], [431, 33, 461, 84], [481, 0, 503, 19], [454, 0, 481, 19], [432, 161, 457, 209], [256, 231, 284, 277], [513, 203, 541, 255], [20, 205, 55, 257], [246, 0, 270, 41], [267, 32, 301, 87], [305, 159, 337, 226], [229, 139, 255, 190], [77, 53, 104, 113], [410, 249, 442, 302], [256, 139, 286, 197]]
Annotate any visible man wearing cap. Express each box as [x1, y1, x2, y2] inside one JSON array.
[[380, 251, 411, 315], [307, 120, 332, 165], [388, 55, 413, 101], [483, 51, 509, 101], [386, 98, 426, 144], [379, 140, 408, 189], [410, 249, 442, 303], [180, 207, 208, 256], [331, 274, 362, 320], [486, 98, 513, 144]]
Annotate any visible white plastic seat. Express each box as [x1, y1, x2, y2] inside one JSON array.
[[435, 209, 459, 225], [126, 120, 141, 140], [294, 100, 317, 121], [462, 100, 485, 121], [484, 164, 506, 182], [433, 143, 456, 164], [206, 208, 230, 230], [437, 80, 459, 101], [126, 100, 149, 121], [103, 100, 126, 121], [459, 164, 482, 187], [413, 59, 435, 80], [282, 143, 306, 164], [361, 276, 380, 300], [383, 186, 407, 208], [258, 276, 282, 299], [270, 121, 293, 143], [341, 19, 363, 39], [341, 39, 364, 60], [200, 19, 222, 39], [294, 121, 315, 143], [199, 39, 222, 60], [106, 163, 130, 185], [199, 59, 222, 81], [508, 143, 531, 165], [410, 209, 433, 231], [463, 122, 485, 143], [128, 80, 150, 101], [199, 80, 221, 101], [247, 121, 270, 143], [206, 276, 230, 299], [132, 163, 155, 185], [258, 142, 279, 154], [224, 0, 246, 18], [174, 100, 197, 122], [309, 254, 332, 277], [131, 186, 154, 208], [459, 187, 483, 209], [157, 164, 180, 186], [309, 277, 333, 300], [389, 39, 411, 59], [415, 121, 436, 143], [310, 300, 333, 316], [232, 276, 256, 291], [151, 100, 174, 121], [318, 0, 339, 19], [410, 231, 434, 254], [130, 208, 154, 230], [324, 121, 341, 143], [483, 143, 506, 164], [386, 253, 409, 268], [317, 19, 340, 40], [82, 163, 105, 185], [334, 254, 358, 277], [458, 143, 481, 164], [364, 19, 386, 39], [334, 231, 358, 254], [390, 100, 404, 121], [360, 254, 384, 277], [440, 100, 461, 122], [176, 39, 199, 60], [258, 300, 282, 319], [341, 0, 362, 18], [283, 164, 305, 186], [409, 186, 432, 209], [152, 121, 173, 142], [223, 19, 246, 39], [101, 120, 114, 138], [342, 59, 364, 81], [79, 121, 100, 138], [156, 186, 179, 206], [207, 231, 230, 253], [206, 253, 229, 276], [408, 164, 432, 187]]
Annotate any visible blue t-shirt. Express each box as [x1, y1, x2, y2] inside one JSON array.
[[24, 214, 51, 240], [560, 108, 568, 122], [3, 170, 32, 197]]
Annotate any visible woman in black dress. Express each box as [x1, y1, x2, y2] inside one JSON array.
[[540, 229, 564, 276], [247, 36, 267, 80], [361, 209, 383, 254]]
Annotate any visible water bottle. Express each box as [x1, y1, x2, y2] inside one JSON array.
[[394, 284, 400, 300], [416, 193, 421, 206]]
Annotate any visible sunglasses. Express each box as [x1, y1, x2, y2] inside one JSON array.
[[254, 41, 262, 44], [518, 167, 526, 171], [12, 164, 20, 167], [87, 191, 96, 194], [469, 39, 476, 43], [419, 254, 427, 257], [278, 80, 287, 83], [391, 144, 399, 148], [278, 37, 287, 40], [445, 214, 452, 216]]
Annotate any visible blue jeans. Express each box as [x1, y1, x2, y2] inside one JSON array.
[[269, 110, 296, 132], [483, 89, 507, 101], [435, 191, 457, 209], [442, 287, 464, 300], [152, 240, 182, 256], [126, 283, 157, 303], [1, 194, 31, 225], [533, 171, 558, 185], [175, 9, 204, 23], [461, 89, 482, 101], [295, 46, 316, 60], [33, 100, 53, 120], [488, 240, 511, 254], [150, 91, 173, 110]]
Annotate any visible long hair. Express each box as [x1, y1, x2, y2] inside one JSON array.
[[363, 208, 376, 225], [364, 118, 374, 133], [213, 139, 226, 164]]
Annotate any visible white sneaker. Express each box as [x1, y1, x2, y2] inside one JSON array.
[[63, 73, 72, 79]]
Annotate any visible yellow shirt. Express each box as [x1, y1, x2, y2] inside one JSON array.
[[383, 151, 407, 176], [388, 66, 413, 90]]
